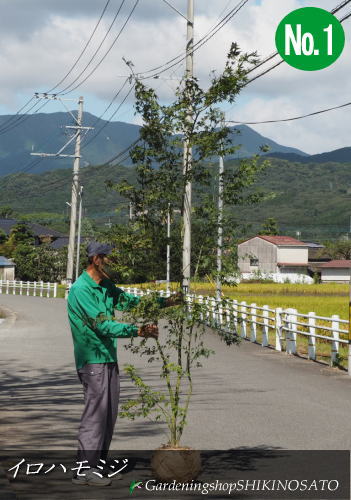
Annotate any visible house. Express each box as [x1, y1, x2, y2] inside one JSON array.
[[0, 218, 65, 246], [301, 241, 326, 263], [0, 256, 15, 280], [317, 260, 351, 283], [238, 235, 313, 283]]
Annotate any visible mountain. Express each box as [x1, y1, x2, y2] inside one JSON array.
[[0, 112, 140, 176], [1, 156, 351, 241], [228, 124, 307, 158], [268, 147, 351, 164], [0, 112, 306, 176]]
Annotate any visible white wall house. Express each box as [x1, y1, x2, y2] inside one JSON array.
[[0, 256, 15, 280], [237, 235, 313, 283], [317, 260, 351, 283]]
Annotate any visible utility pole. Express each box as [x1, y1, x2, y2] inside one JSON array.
[[182, 0, 194, 294], [216, 154, 224, 301], [129, 202, 134, 221], [31, 93, 92, 291], [349, 250, 351, 375], [75, 185, 83, 281], [66, 96, 84, 290], [167, 203, 171, 296], [105, 217, 112, 229], [349, 215, 351, 374]]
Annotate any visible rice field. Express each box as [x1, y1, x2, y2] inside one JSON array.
[[123, 282, 349, 320]]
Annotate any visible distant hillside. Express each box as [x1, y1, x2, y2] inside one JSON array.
[[235, 157, 351, 240], [268, 147, 351, 164], [0, 112, 306, 176], [0, 112, 140, 176], [229, 124, 307, 158], [1, 156, 351, 240]]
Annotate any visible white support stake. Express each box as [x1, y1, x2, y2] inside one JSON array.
[[240, 301, 247, 339], [225, 302, 231, 331], [308, 311, 316, 360], [250, 303, 257, 343], [198, 295, 204, 321], [262, 305, 269, 347], [290, 309, 297, 354], [331, 314, 339, 366], [211, 297, 216, 326], [205, 297, 210, 324], [218, 298, 223, 327], [275, 307, 283, 352], [232, 299, 238, 334]]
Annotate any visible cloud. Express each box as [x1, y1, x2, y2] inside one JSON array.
[[0, 0, 349, 153]]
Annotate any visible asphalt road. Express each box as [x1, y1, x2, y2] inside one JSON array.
[[1, 293, 351, 451]]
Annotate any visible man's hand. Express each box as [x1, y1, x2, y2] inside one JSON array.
[[165, 291, 183, 307], [138, 324, 159, 339]]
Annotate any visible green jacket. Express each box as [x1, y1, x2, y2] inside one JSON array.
[[67, 271, 141, 370]]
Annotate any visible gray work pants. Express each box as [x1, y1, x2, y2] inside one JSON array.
[[77, 362, 120, 468]]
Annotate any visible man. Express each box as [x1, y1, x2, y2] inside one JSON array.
[[67, 241, 163, 487]]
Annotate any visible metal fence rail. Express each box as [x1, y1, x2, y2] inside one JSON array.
[[0, 280, 57, 298]]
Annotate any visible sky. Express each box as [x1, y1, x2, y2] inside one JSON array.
[[0, 0, 350, 154]]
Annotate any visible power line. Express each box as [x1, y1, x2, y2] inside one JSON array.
[[243, 1, 351, 85], [92, 1, 250, 167], [0, 0, 134, 139], [138, 0, 249, 80], [87, 77, 129, 128], [0, 0, 243, 142], [47, 0, 112, 93], [101, 138, 140, 167], [339, 10, 351, 21], [0, 2, 114, 135], [0, 97, 36, 133], [0, 98, 50, 136], [60, 0, 140, 96], [226, 100, 351, 125], [80, 79, 134, 150], [161, 0, 189, 21], [57, 0, 127, 95], [0, 0, 113, 134], [227, 7, 351, 122], [331, 0, 351, 14]]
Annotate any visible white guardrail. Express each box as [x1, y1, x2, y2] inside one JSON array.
[[121, 287, 351, 376], [0, 280, 57, 298], [1, 281, 350, 374]]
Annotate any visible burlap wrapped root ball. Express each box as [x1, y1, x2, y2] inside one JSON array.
[[151, 447, 202, 482]]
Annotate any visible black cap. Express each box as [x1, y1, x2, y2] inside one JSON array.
[[87, 241, 113, 257]]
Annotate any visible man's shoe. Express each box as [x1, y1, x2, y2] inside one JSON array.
[[72, 468, 112, 487], [107, 472, 123, 481], [72, 474, 88, 486]]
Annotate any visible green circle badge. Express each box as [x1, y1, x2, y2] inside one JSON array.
[[275, 7, 345, 71]]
